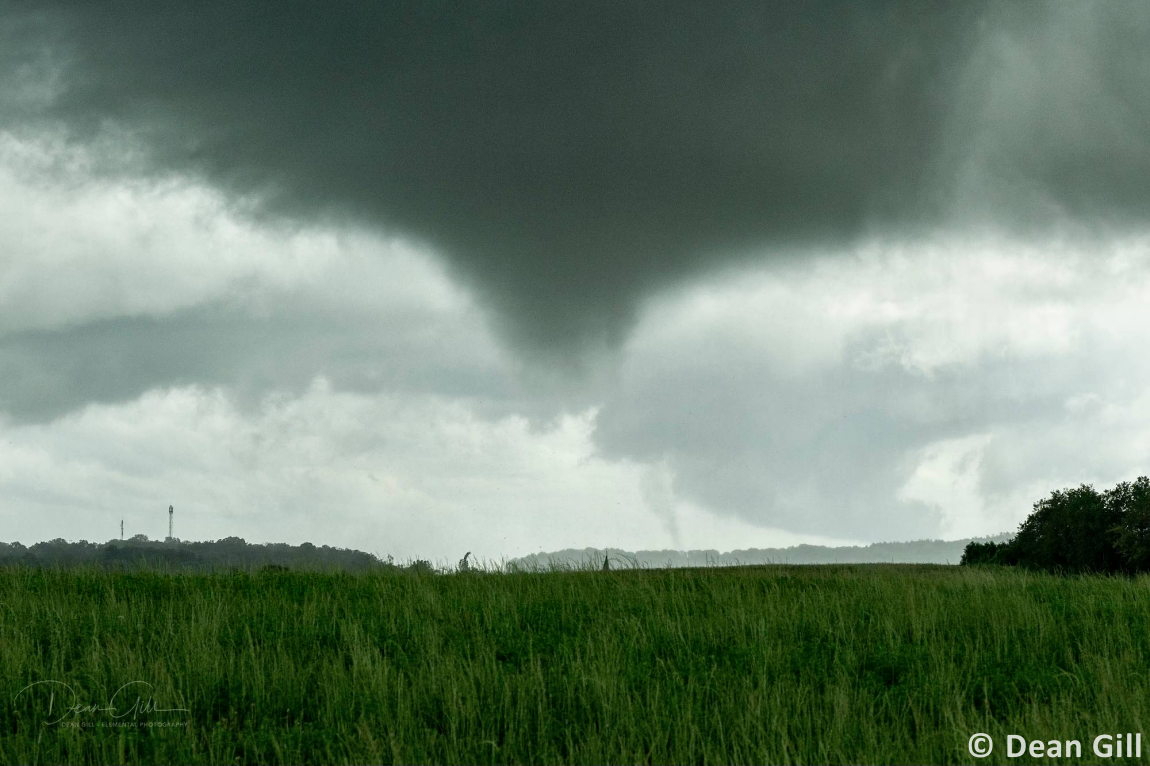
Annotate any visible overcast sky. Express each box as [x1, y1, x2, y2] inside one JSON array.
[[2, 2, 1149, 563]]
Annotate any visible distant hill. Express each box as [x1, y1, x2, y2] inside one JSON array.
[[512, 534, 1016, 569]]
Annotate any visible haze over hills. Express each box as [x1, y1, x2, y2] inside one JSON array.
[[513, 535, 1016, 569]]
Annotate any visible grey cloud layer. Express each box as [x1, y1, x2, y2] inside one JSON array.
[[8, 1, 1147, 352], [595, 332, 1108, 540], [591, 245, 1150, 541], [0, 299, 513, 424]]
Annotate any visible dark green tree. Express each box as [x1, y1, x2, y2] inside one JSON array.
[[1107, 476, 1150, 570], [1010, 484, 1122, 573]]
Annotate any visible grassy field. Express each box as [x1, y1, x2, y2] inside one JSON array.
[[3, 564, 1150, 765]]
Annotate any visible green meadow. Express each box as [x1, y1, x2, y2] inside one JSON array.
[[3, 564, 1150, 765]]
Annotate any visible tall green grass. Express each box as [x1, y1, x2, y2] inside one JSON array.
[[3, 564, 1149, 764]]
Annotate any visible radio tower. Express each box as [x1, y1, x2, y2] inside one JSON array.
[[168, 505, 174, 541], [120, 519, 123, 540]]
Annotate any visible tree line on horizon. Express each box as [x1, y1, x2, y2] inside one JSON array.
[[0, 535, 433, 573], [3, 533, 1020, 573], [15, 480, 1149, 578], [962, 477, 1150, 574]]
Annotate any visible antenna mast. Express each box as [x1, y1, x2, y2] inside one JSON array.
[[120, 519, 123, 540], [168, 505, 174, 541]]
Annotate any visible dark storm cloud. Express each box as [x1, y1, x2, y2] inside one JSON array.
[[9, 2, 1145, 352]]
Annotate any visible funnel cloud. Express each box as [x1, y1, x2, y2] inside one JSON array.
[[2, 2, 1149, 558]]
